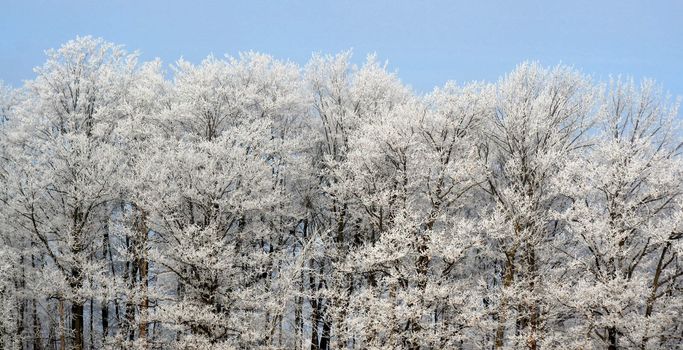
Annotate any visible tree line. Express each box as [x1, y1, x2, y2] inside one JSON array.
[[0, 36, 681, 349]]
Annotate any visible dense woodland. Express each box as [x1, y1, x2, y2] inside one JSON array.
[[0, 37, 682, 350]]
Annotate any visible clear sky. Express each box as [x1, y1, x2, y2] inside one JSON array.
[[1, 0, 682, 96]]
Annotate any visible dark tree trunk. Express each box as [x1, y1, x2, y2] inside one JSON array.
[[125, 260, 138, 342], [89, 298, 94, 349], [16, 256, 25, 343], [33, 298, 41, 350], [71, 301, 84, 350], [319, 312, 331, 350], [101, 227, 111, 338], [135, 209, 149, 345], [495, 249, 516, 349], [31, 254, 42, 350], [309, 296, 320, 350], [608, 326, 618, 350]]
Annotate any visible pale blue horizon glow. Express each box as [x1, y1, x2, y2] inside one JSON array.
[[1, 0, 682, 97]]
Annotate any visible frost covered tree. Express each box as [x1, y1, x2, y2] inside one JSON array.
[[480, 63, 597, 349], [2, 37, 135, 350], [558, 79, 683, 349], [0, 81, 22, 350], [334, 79, 491, 349], [1, 37, 682, 350], [130, 53, 308, 349]]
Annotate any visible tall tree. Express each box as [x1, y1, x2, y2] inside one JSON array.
[[3, 37, 135, 350], [482, 63, 597, 349], [559, 79, 683, 349]]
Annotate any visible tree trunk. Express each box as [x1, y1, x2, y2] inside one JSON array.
[[101, 226, 111, 339], [608, 326, 618, 350], [495, 249, 516, 349], [295, 291, 303, 349], [641, 242, 670, 349], [309, 294, 320, 350], [32, 254, 42, 350], [70, 262, 84, 350], [138, 257, 148, 342], [33, 298, 41, 350], [136, 209, 149, 346], [125, 259, 138, 342], [319, 313, 331, 350], [89, 298, 94, 349], [71, 301, 84, 350], [59, 299, 66, 350], [526, 246, 537, 350], [16, 256, 25, 343]]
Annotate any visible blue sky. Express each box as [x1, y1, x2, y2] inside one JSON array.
[[1, 0, 681, 96]]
